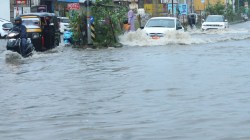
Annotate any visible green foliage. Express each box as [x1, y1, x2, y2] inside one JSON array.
[[91, 0, 127, 47], [69, 10, 87, 46], [224, 5, 238, 22], [68, 0, 127, 48], [205, 1, 225, 15], [205, 2, 246, 22]]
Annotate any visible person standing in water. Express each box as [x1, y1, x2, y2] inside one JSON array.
[[127, 8, 136, 32]]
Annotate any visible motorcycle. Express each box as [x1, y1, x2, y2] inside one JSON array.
[[63, 29, 73, 46], [6, 31, 34, 58], [241, 13, 248, 22], [243, 15, 248, 22]]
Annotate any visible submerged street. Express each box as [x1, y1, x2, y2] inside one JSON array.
[[1, 21, 250, 140]]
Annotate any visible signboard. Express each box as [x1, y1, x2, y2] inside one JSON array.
[[67, 3, 80, 10], [37, 5, 47, 12], [79, 0, 96, 3], [23, 7, 31, 14], [57, 0, 79, 2], [14, 7, 22, 18], [79, 0, 86, 3], [33, 0, 40, 6], [16, 0, 27, 4], [90, 16, 94, 24], [167, 4, 188, 15], [165, 0, 178, 4], [179, 4, 188, 15]]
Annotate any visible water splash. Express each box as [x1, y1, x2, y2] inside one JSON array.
[[28, 45, 64, 59], [5, 51, 23, 64], [118, 29, 205, 46], [118, 28, 250, 46]]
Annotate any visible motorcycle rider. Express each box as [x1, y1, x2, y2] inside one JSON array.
[[12, 17, 27, 56]]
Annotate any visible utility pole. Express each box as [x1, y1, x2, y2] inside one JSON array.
[[233, 0, 235, 12], [172, 0, 174, 16], [237, 0, 239, 12], [86, 0, 92, 45]]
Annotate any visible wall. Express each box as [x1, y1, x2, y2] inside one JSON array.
[[0, 0, 11, 21], [194, 0, 226, 11]]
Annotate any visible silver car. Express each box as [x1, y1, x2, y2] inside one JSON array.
[[0, 20, 13, 38], [201, 15, 229, 31]]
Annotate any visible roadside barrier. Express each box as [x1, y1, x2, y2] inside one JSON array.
[[90, 23, 95, 42]]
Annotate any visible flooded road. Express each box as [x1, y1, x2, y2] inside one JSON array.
[[1, 21, 250, 140]]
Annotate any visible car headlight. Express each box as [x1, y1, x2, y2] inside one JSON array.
[[32, 33, 40, 39]]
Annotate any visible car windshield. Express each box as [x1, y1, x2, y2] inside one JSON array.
[[61, 18, 70, 23], [22, 18, 40, 28], [146, 19, 175, 28], [206, 16, 224, 22], [2, 23, 13, 28]]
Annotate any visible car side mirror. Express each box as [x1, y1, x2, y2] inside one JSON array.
[[225, 19, 228, 22], [140, 26, 144, 29], [50, 23, 54, 26]]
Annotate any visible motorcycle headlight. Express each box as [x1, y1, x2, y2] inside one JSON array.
[[8, 33, 16, 38], [32, 33, 40, 39]]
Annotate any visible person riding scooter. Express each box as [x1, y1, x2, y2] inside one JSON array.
[[12, 17, 28, 57], [63, 28, 73, 45]]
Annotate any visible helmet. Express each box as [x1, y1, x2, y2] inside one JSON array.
[[14, 17, 22, 25]]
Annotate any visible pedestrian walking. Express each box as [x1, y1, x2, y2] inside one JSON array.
[[127, 8, 136, 32]]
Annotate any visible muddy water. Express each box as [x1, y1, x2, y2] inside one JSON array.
[[1, 21, 250, 140]]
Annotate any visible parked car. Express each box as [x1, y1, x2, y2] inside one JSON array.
[[201, 15, 229, 31], [142, 17, 184, 39], [0, 19, 13, 38], [58, 17, 70, 33]]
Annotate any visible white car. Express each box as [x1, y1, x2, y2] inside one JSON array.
[[143, 17, 184, 39], [0, 19, 13, 38], [58, 17, 70, 33], [201, 15, 229, 31]]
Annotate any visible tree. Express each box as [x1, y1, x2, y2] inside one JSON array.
[[69, 0, 127, 48], [91, 0, 127, 47], [205, 1, 225, 15]]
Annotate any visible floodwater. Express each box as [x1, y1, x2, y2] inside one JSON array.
[[1, 21, 250, 140]]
